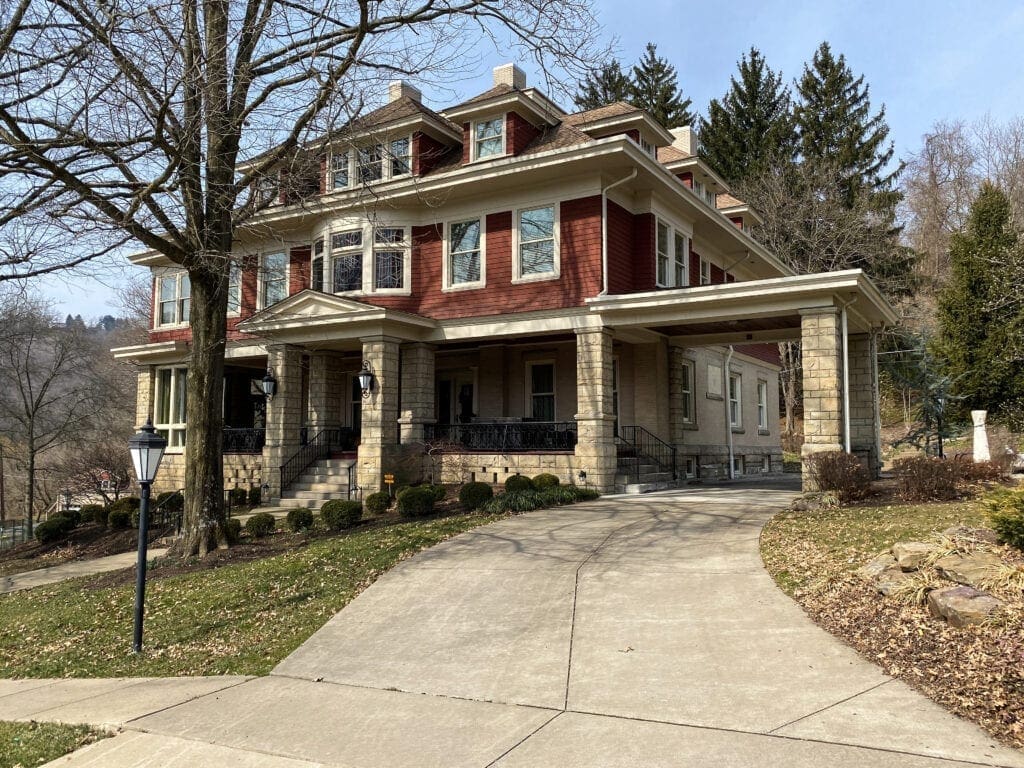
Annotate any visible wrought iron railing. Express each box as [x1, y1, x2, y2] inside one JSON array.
[[151, 488, 185, 535], [279, 427, 358, 493], [616, 425, 677, 483], [223, 428, 266, 454], [425, 421, 577, 452]]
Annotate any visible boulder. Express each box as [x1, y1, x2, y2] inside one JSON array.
[[891, 541, 932, 571], [875, 567, 911, 596], [933, 552, 1003, 588], [927, 585, 1002, 627], [857, 553, 898, 581], [941, 526, 1001, 546]]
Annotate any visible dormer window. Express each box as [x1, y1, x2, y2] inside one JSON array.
[[357, 144, 383, 183], [473, 117, 505, 160], [332, 152, 349, 189], [390, 137, 411, 176], [330, 136, 412, 191], [256, 175, 278, 206], [639, 136, 655, 157]]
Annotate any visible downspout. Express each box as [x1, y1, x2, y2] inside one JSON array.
[[599, 168, 638, 296], [839, 298, 857, 454], [724, 345, 735, 479]]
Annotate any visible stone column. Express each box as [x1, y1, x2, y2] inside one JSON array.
[[261, 344, 304, 501], [135, 367, 155, 427], [307, 353, 343, 432], [800, 307, 844, 490], [668, 345, 689, 447], [574, 327, 617, 492], [848, 332, 882, 478], [398, 343, 435, 444], [356, 336, 401, 492]]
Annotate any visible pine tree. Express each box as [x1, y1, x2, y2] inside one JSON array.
[[573, 60, 632, 111], [934, 183, 1024, 417], [630, 43, 693, 129], [698, 47, 796, 186], [794, 42, 899, 207]]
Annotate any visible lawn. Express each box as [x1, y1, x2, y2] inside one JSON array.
[[0, 512, 502, 678], [0, 721, 106, 768]]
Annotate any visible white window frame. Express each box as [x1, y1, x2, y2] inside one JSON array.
[[389, 136, 412, 178], [330, 135, 413, 191], [472, 117, 505, 161], [683, 455, 698, 479], [757, 379, 769, 432], [329, 223, 411, 295], [330, 229, 364, 294], [656, 220, 671, 287], [227, 262, 242, 317], [512, 203, 560, 283], [732, 455, 745, 475], [680, 359, 695, 425], [639, 135, 656, 157], [655, 218, 690, 288], [525, 359, 556, 421], [255, 174, 279, 206], [700, 258, 711, 285], [155, 271, 190, 328], [443, 217, 486, 291], [331, 151, 350, 190], [258, 251, 289, 310], [372, 226, 410, 293], [674, 232, 689, 287], [312, 239, 325, 292], [729, 372, 742, 429], [154, 365, 188, 451]]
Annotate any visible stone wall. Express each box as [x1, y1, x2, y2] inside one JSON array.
[[150, 453, 264, 496], [427, 452, 579, 486]]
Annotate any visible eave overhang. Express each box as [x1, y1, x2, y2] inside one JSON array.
[[111, 340, 188, 362]]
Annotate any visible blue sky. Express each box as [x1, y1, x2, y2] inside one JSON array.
[[40, 0, 1024, 320]]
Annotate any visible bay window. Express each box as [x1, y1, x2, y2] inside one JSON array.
[[155, 366, 187, 448], [331, 230, 363, 292], [373, 227, 405, 290], [448, 219, 483, 287], [157, 272, 190, 326], [260, 252, 287, 308], [474, 118, 504, 159], [517, 205, 557, 279]]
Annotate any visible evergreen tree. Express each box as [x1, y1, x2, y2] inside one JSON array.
[[573, 60, 632, 111], [934, 183, 1024, 418], [794, 42, 899, 207], [630, 43, 693, 129], [699, 47, 796, 186]]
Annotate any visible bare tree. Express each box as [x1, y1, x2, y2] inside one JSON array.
[[0, 0, 605, 555]]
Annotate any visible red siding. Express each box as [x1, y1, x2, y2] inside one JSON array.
[[632, 212, 655, 292], [413, 132, 448, 176], [461, 123, 471, 164], [729, 215, 743, 229], [710, 264, 725, 284], [689, 250, 700, 286], [606, 201, 635, 294], [506, 112, 540, 155], [625, 129, 640, 143], [679, 172, 693, 189], [289, 245, 311, 295], [734, 344, 782, 368]]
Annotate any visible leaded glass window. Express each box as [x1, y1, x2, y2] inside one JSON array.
[[332, 230, 362, 292], [374, 227, 405, 290]]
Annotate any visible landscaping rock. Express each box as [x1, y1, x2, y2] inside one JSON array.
[[857, 552, 898, 581], [875, 567, 912, 596], [933, 552, 1003, 588], [926, 585, 1003, 627], [891, 541, 932, 571], [941, 526, 1001, 546]]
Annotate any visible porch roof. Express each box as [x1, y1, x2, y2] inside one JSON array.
[[587, 269, 898, 345]]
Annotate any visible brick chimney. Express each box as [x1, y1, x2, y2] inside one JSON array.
[[493, 63, 526, 89], [388, 80, 422, 103]]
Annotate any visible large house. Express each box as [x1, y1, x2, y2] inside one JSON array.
[[113, 64, 897, 505]]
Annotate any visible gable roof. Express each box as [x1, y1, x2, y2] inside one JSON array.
[[342, 96, 460, 135], [562, 101, 641, 126]]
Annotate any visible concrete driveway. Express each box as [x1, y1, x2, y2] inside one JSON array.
[[28, 482, 1024, 767]]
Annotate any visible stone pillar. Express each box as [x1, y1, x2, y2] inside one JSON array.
[[574, 327, 617, 492], [308, 353, 343, 432], [356, 336, 401, 492], [848, 332, 882, 478], [261, 344, 304, 501], [972, 411, 990, 462], [668, 345, 689, 447], [398, 343, 435, 444], [135, 367, 155, 428], [800, 308, 844, 490]]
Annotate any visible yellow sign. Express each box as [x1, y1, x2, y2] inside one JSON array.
[[384, 474, 395, 485]]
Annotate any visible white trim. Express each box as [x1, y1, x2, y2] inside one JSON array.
[[328, 223, 412, 297], [330, 134, 413, 191], [442, 216, 487, 291], [154, 270, 191, 329], [512, 202, 560, 283], [257, 250, 290, 310], [471, 116, 506, 162], [154, 365, 188, 452], [525, 359, 557, 420]]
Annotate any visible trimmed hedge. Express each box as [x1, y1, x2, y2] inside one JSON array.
[[155, 492, 183, 513], [228, 487, 248, 508], [244, 512, 276, 538], [80, 504, 107, 526], [58, 509, 82, 528], [365, 492, 392, 516], [532, 473, 560, 489], [108, 509, 132, 530], [504, 474, 534, 493], [248, 487, 262, 507], [321, 500, 362, 530], [429, 485, 447, 502], [223, 518, 242, 544], [286, 508, 314, 532], [109, 496, 140, 515], [459, 482, 493, 511], [480, 486, 600, 514], [35, 516, 75, 544], [397, 487, 435, 518]]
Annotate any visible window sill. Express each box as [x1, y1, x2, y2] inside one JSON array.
[[758, 428, 771, 436], [681, 422, 699, 431], [706, 393, 724, 401], [442, 282, 486, 293], [512, 272, 560, 285], [368, 287, 412, 297], [731, 426, 745, 434], [154, 322, 189, 331]]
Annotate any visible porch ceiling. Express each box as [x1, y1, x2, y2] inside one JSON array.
[[588, 269, 897, 344]]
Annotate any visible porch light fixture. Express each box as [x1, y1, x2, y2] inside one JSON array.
[[127, 417, 167, 654], [261, 367, 278, 400], [577, 470, 587, 485], [357, 361, 375, 399]]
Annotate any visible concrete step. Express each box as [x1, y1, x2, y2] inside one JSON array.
[[284, 490, 350, 501], [295, 471, 353, 483], [616, 480, 679, 494], [315, 459, 356, 469], [288, 481, 353, 493], [615, 472, 673, 485], [616, 463, 662, 475], [277, 498, 322, 510]]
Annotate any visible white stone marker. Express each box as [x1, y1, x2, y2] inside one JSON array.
[[971, 410, 990, 462]]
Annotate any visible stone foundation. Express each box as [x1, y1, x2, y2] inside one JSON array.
[[426, 452, 580, 487], [151, 453, 264, 496]]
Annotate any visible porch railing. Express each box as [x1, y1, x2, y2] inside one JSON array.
[[279, 427, 357, 494], [223, 428, 266, 454], [616, 425, 677, 483], [425, 421, 577, 452]]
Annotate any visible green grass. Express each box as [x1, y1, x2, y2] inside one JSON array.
[[761, 500, 988, 596], [0, 512, 502, 678], [0, 721, 106, 767]]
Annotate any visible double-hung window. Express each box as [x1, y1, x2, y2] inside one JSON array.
[[656, 222, 670, 287], [757, 380, 769, 431], [260, 252, 287, 308], [448, 219, 482, 286], [312, 239, 325, 292], [256, 175, 278, 206], [373, 227, 406, 290], [332, 152, 350, 189], [157, 272, 190, 326], [729, 373, 742, 428], [357, 144, 383, 183], [700, 258, 711, 285], [680, 359, 695, 424], [517, 205, 556, 278], [474, 118, 504, 159], [656, 220, 689, 288], [227, 263, 241, 315], [527, 362, 555, 421], [332, 230, 363, 292], [390, 138, 411, 177], [155, 366, 188, 448], [674, 233, 688, 286]]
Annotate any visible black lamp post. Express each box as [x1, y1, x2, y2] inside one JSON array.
[[61, 487, 72, 512], [936, 395, 946, 460], [128, 417, 166, 654]]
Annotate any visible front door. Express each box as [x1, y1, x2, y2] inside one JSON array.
[[436, 372, 475, 424]]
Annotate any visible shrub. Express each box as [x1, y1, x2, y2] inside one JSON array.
[[984, 487, 1024, 550], [80, 504, 107, 526], [35, 516, 75, 544], [57, 509, 81, 528], [480, 486, 600, 514], [532, 473, 560, 489], [365, 492, 392, 516], [805, 452, 870, 503], [108, 509, 132, 530], [109, 496, 140, 515], [286, 508, 314, 532], [952, 457, 1006, 484], [459, 482, 493, 510], [504, 474, 534, 493], [397, 487, 435, 518], [430, 484, 447, 502], [223, 518, 242, 544], [248, 486, 262, 507], [155, 492, 184, 512], [321, 500, 363, 530], [228, 487, 249, 508], [892, 455, 959, 501], [244, 512, 276, 538]]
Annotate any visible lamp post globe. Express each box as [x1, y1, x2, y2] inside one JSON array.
[[261, 368, 278, 400], [357, 362, 374, 398], [128, 418, 166, 653]]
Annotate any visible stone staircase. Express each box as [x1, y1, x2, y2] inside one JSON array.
[[279, 457, 356, 509], [614, 460, 677, 494]]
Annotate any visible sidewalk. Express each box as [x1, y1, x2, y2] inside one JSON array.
[[0, 549, 166, 594]]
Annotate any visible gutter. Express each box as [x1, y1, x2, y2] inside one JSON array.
[[599, 168, 637, 296], [839, 297, 858, 453]]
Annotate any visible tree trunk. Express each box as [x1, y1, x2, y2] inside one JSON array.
[[779, 341, 801, 448], [179, 265, 229, 557], [25, 445, 35, 537]]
